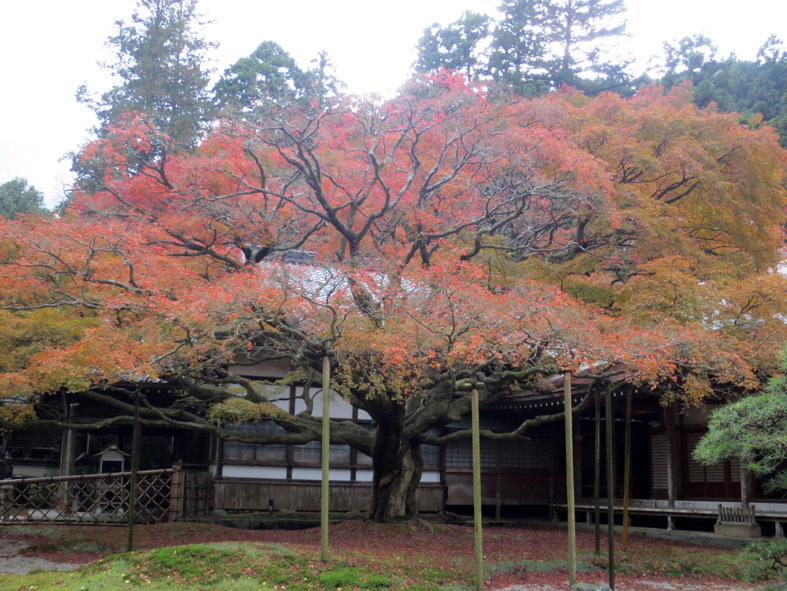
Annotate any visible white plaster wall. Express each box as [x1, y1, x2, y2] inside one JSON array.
[[12, 465, 59, 479], [311, 393, 355, 419], [421, 471, 441, 483], [290, 468, 353, 481], [229, 358, 291, 378], [222, 465, 287, 479], [355, 470, 374, 482]]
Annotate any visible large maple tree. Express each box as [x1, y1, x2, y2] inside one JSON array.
[[2, 74, 786, 520]]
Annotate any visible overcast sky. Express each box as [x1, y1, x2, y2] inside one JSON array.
[[1, 0, 784, 208]]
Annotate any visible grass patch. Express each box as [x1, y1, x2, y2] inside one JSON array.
[[0, 542, 456, 591], [587, 545, 745, 580]]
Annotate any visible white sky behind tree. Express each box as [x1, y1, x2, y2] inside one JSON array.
[[0, 0, 784, 208]]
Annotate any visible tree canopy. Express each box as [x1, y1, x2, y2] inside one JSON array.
[[2, 75, 786, 520]]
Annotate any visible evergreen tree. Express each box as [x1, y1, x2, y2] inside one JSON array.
[[78, 0, 214, 148], [487, 0, 550, 95], [0, 178, 47, 219], [414, 11, 491, 78], [656, 35, 787, 147], [660, 34, 718, 85], [413, 0, 631, 96], [541, 0, 628, 89], [214, 41, 340, 110], [695, 370, 787, 494]]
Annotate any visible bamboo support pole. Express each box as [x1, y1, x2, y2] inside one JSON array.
[[128, 389, 141, 552], [594, 386, 601, 556], [622, 390, 632, 551], [606, 388, 616, 590], [471, 388, 484, 591], [321, 355, 331, 562], [563, 373, 577, 586]]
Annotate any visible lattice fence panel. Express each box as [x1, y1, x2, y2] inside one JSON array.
[[0, 469, 175, 525]]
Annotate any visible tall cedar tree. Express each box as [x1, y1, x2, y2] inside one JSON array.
[[78, 0, 214, 148]]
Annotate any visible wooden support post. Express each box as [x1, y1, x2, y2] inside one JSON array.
[[740, 463, 750, 510], [594, 386, 601, 556], [664, 405, 676, 531], [605, 388, 616, 590], [128, 389, 141, 552], [563, 373, 577, 587], [59, 402, 78, 512], [495, 441, 502, 521], [471, 388, 484, 591], [168, 462, 185, 522], [321, 356, 331, 562], [573, 411, 583, 501], [622, 390, 632, 551], [59, 403, 78, 477]]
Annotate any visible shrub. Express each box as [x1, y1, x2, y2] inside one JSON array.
[[741, 539, 787, 583], [319, 567, 362, 588]]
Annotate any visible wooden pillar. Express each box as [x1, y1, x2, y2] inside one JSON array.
[[216, 437, 224, 479], [549, 444, 557, 521], [495, 441, 502, 521], [58, 402, 79, 513], [59, 403, 78, 477], [664, 405, 676, 531], [573, 411, 583, 502], [740, 464, 750, 509], [168, 461, 185, 522]]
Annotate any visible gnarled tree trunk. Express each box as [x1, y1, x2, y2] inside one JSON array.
[[368, 411, 424, 522]]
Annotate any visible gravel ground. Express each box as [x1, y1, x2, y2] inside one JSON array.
[[495, 584, 756, 590], [0, 522, 771, 589], [0, 539, 92, 575]]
